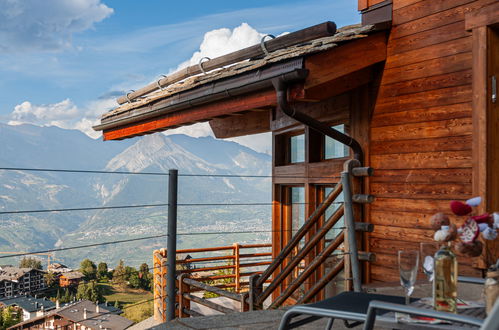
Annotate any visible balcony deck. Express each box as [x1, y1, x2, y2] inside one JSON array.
[[138, 281, 484, 329]]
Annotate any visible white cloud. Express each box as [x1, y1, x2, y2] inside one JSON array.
[[8, 96, 118, 139], [163, 123, 214, 139], [10, 99, 78, 122], [176, 23, 264, 71], [0, 0, 113, 52]]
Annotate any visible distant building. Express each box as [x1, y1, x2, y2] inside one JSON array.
[[0, 267, 46, 298], [0, 295, 56, 321], [47, 263, 73, 274], [59, 271, 84, 288], [8, 300, 134, 330]]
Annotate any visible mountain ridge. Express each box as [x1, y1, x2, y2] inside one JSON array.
[[0, 124, 271, 267]]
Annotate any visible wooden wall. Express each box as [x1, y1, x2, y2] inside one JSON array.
[[359, 0, 387, 11], [367, 0, 496, 282]]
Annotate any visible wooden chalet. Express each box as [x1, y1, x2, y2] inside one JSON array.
[[58, 271, 84, 288], [94, 0, 499, 314]]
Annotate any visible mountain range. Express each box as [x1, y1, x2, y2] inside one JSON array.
[[0, 123, 271, 268]]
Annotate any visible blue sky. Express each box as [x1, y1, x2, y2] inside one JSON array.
[[0, 0, 359, 151]]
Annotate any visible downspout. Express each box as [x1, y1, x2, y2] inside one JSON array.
[[272, 76, 364, 163]]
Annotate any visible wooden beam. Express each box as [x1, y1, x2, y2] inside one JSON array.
[[294, 67, 373, 101], [465, 1, 499, 30], [209, 110, 271, 138], [303, 32, 387, 92], [103, 90, 276, 141]]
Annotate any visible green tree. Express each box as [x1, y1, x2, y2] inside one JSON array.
[[2, 306, 15, 328], [63, 288, 71, 303], [139, 263, 149, 274], [19, 257, 42, 269], [114, 300, 119, 308], [124, 266, 136, 282], [112, 260, 126, 287], [138, 263, 152, 290], [80, 258, 97, 280], [44, 271, 58, 287], [97, 262, 108, 280], [55, 289, 61, 302], [76, 280, 103, 303], [128, 271, 141, 289]]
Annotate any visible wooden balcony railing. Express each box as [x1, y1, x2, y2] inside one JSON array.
[[153, 243, 271, 321]]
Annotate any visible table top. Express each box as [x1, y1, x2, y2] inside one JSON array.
[[375, 300, 486, 330]]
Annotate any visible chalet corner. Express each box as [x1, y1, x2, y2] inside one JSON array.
[[94, 0, 499, 316]]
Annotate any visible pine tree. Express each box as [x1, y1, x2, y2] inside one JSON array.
[[112, 260, 126, 287], [63, 288, 71, 303]]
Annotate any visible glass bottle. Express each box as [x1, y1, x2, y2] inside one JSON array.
[[433, 243, 458, 313], [484, 269, 499, 315]]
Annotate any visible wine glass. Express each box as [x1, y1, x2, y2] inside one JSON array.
[[398, 250, 419, 305], [420, 242, 439, 282]]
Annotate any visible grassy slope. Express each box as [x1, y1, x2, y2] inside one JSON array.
[[99, 282, 153, 323]]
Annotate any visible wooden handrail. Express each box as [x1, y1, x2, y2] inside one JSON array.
[[183, 293, 236, 314], [256, 182, 343, 287], [256, 205, 345, 305], [269, 232, 345, 308], [183, 277, 242, 301], [298, 258, 345, 304]]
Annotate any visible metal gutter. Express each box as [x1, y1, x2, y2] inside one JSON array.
[[93, 58, 306, 132], [272, 77, 364, 163]]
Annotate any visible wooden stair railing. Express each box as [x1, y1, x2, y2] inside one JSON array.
[[250, 182, 344, 308], [250, 159, 374, 309]]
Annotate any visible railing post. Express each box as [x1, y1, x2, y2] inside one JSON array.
[[166, 169, 178, 321], [233, 243, 240, 293], [178, 273, 190, 318], [240, 292, 250, 312], [341, 160, 362, 292], [249, 274, 263, 310]]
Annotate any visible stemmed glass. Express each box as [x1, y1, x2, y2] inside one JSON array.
[[398, 250, 419, 305], [420, 242, 439, 282]]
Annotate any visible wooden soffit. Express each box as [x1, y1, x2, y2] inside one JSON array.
[[103, 90, 276, 141], [293, 32, 387, 102]]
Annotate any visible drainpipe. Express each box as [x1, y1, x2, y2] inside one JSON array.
[[272, 77, 364, 163]]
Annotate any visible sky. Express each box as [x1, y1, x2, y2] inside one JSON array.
[[0, 0, 360, 154]]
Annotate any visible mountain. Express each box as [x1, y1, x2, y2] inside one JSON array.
[[0, 124, 271, 267]]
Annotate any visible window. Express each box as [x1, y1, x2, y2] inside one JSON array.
[[290, 134, 305, 163], [291, 186, 305, 239], [325, 124, 348, 159], [324, 186, 344, 241]]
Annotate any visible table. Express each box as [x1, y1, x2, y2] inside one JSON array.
[[374, 300, 486, 329]]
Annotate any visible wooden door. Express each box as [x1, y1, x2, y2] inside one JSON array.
[[486, 27, 499, 265]]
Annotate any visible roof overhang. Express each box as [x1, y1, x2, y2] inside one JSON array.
[[95, 28, 387, 141]]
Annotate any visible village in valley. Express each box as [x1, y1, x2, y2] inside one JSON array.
[[0, 257, 153, 329]]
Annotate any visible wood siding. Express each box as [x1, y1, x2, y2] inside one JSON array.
[[367, 0, 494, 282]]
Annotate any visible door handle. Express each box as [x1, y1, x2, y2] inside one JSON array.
[[493, 76, 497, 103]]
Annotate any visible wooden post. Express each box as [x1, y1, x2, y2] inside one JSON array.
[[233, 243, 241, 293], [177, 273, 190, 318], [249, 274, 263, 310], [240, 292, 250, 312]]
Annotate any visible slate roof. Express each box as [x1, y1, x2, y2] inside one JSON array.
[[0, 295, 56, 312], [9, 300, 133, 330], [100, 24, 376, 123], [60, 271, 84, 280], [0, 267, 45, 281]]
